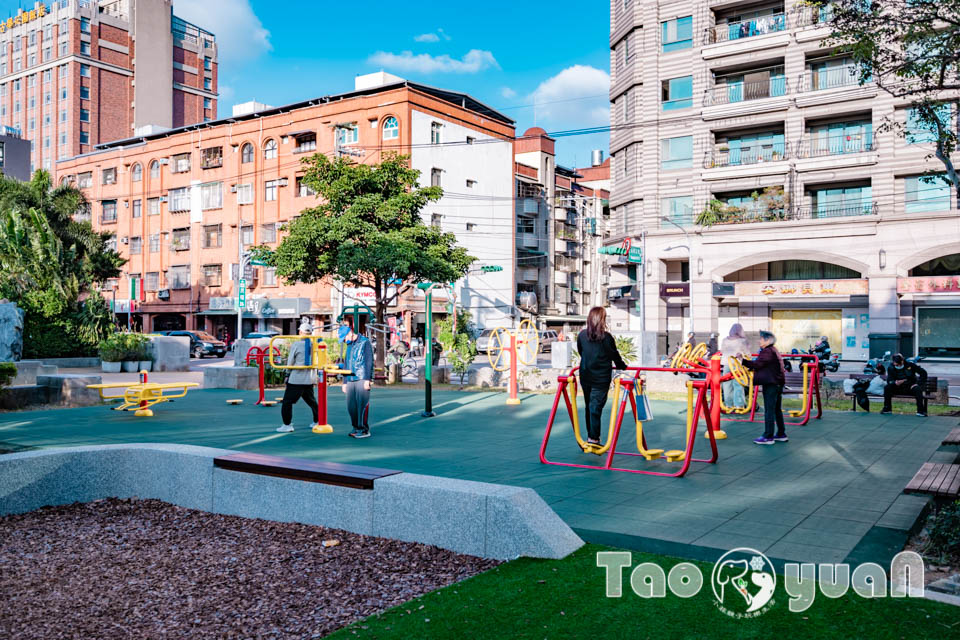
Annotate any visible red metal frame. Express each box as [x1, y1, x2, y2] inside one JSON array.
[[245, 345, 281, 405], [720, 354, 823, 426]]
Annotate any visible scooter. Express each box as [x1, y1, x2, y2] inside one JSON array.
[[809, 345, 840, 373], [864, 350, 892, 375]]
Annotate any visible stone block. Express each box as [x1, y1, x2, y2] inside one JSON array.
[[551, 342, 574, 369], [37, 373, 102, 407], [484, 484, 585, 560], [233, 338, 272, 366], [0, 384, 49, 409], [149, 336, 190, 372], [203, 366, 258, 390], [0, 300, 24, 361], [11, 360, 40, 385]]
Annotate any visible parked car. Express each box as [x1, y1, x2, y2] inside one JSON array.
[[539, 330, 559, 352], [476, 328, 494, 353], [159, 330, 227, 359], [244, 331, 280, 339]]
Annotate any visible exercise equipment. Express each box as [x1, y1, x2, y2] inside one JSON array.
[[268, 335, 352, 434], [245, 345, 281, 406], [719, 356, 755, 415], [487, 319, 540, 405], [721, 353, 822, 427], [87, 370, 198, 417]]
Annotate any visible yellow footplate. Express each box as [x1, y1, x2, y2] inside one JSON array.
[[641, 448, 664, 461], [664, 449, 686, 462]]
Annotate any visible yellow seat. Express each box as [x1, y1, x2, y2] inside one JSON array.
[[664, 449, 686, 462], [641, 448, 664, 461]]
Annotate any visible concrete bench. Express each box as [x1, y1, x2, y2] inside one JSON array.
[[37, 373, 102, 407], [904, 462, 960, 500], [214, 452, 401, 490], [942, 427, 960, 447]]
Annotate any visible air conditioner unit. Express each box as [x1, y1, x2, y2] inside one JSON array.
[[229, 184, 237, 193], [277, 178, 289, 187], [121, 237, 128, 244], [158, 196, 168, 202], [158, 158, 170, 165]]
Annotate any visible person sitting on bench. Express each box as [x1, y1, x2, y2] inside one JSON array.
[[881, 354, 927, 417]]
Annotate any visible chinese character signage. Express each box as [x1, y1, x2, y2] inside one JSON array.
[[0, 5, 47, 34], [735, 279, 869, 297], [896, 276, 960, 294]]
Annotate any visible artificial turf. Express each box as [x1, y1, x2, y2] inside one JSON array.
[[328, 544, 959, 640]]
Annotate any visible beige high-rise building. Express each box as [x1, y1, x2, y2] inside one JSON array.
[[605, 0, 960, 362]]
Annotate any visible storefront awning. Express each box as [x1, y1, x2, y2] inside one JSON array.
[[539, 315, 587, 323]]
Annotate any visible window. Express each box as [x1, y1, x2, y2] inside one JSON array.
[[261, 223, 277, 244], [906, 105, 953, 144], [430, 121, 441, 145], [236, 182, 253, 204], [172, 228, 190, 251], [168, 187, 191, 212], [13, 101, 19, 113], [296, 176, 315, 197], [102, 167, 116, 185], [335, 125, 358, 146], [812, 185, 872, 217], [240, 143, 254, 163], [662, 76, 693, 111], [13, 79, 19, 91], [263, 267, 277, 287], [263, 138, 277, 159], [44, 92, 50, 105], [80, 17, 90, 34], [617, 87, 634, 124], [59, 133, 66, 146], [101, 200, 117, 223], [147, 197, 161, 215], [172, 153, 191, 173], [382, 116, 399, 140], [80, 64, 90, 77], [466, 136, 475, 145], [59, 41, 67, 56], [203, 97, 212, 110], [662, 16, 693, 52], [131, 163, 142, 182], [661, 136, 693, 169], [132, 199, 141, 218], [241, 225, 254, 246], [466, 222, 476, 231], [203, 224, 222, 248], [149, 161, 160, 179], [28, 30, 36, 45], [169, 265, 190, 289], [905, 175, 951, 213], [77, 172, 92, 188], [661, 196, 694, 226], [80, 42, 90, 55], [201, 182, 222, 210], [60, 88, 67, 100], [149, 235, 160, 253], [80, 86, 89, 99], [202, 264, 222, 287], [204, 77, 212, 90], [293, 132, 316, 153], [201, 146, 222, 168], [466, 179, 477, 188], [80, 131, 89, 144], [431, 168, 441, 187], [27, 74, 35, 88], [431, 213, 442, 227], [145, 271, 159, 289], [204, 56, 212, 71], [264, 180, 278, 201], [129, 236, 142, 255], [44, 47, 50, 62]]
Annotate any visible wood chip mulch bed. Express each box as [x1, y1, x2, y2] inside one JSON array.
[[0, 498, 500, 639]]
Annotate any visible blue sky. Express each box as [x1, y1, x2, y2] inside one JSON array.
[[170, 0, 611, 168]]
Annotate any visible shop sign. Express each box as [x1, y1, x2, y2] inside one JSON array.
[[243, 297, 311, 318], [736, 279, 868, 297], [897, 276, 960, 294], [712, 282, 736, 297], [660, 282, 690, 297], [209, 297, 236, 311], [607, 285, 637, 301], [0, 5, 46, 33], [341, 286, 399, 306]]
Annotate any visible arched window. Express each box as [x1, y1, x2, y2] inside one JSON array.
[[131, 163, 142, 182], [263, 139, 277, 160], [241, 142, 254, 163], [149, 160, 160, 179], [382, 116, 399, 140]]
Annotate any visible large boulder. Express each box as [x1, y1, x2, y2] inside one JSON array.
[[0, 300, 25, 362], [148, 335, 190, 371]]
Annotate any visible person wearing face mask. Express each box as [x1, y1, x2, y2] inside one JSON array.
[[339, 316, 374, 438], [881, 354, 927, 417], [741, 330, 787, 445], [276, 321, 320, 433]]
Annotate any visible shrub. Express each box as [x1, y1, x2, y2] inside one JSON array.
[[615, 336, 638, 364], [926, 499, 960, 560], [98, 333, 125, 362], [0, 361, 17, 389]]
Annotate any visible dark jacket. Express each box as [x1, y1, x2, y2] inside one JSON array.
[[707, 337, 719, 356], [577, 330, 628, 386], [742, 344, 785, 386], [887, 363, 925, 388], [343, 335, 374, 382]]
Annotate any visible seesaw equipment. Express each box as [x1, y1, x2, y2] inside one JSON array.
[[487, 319, 540, 405], [266, 335, 352, 434], [87, 370, 198, 417]]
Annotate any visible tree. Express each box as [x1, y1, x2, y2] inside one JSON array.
[[817, 0, 960, 196], [260, 153, 474, 366]]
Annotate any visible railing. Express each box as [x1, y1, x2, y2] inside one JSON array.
[[798, 65, 866, 92], [794, 202, 879, 219], [794, 4, 834, 29], [704, 77, 788, 106], [517, 183, 543, 199], [100, 212, 117, 224], [704, 12, 787, 45], [796, 134, 875, 159], [555, 256, 578, 272], [704, 141, 789, 168]]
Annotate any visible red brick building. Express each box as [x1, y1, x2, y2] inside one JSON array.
[[0, 0, 217, 173]]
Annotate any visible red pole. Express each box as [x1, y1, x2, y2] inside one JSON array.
[[139, 369, 148, 411], [506, 333, 520, 405], [257, 350, 266, 405], [706, 355, 727, 439]]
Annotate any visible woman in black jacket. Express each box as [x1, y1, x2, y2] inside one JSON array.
[[577, 307, 628, 446], [741, 330, 787, 445]]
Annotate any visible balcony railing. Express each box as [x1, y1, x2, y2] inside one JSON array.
[[555, 256, 578, 272], [692, 202, 878, 226], [704, 13, 788, 45], [798, 65, 867, 92], [704, 77, 788, 106], [704, 141, 789, 168], [794, 4, 834, 29], [796, 202, 878, 220], [796, 134, 875, 159]]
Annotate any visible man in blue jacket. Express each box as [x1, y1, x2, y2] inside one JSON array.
[[340, 317, 374, 438]]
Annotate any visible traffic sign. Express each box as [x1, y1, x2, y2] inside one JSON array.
[[250, 259, 269, 267], [628, 246, 643, 263], [238, 278, 247, 308]]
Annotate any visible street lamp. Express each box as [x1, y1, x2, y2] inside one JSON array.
[[416, 281, 446, 417]]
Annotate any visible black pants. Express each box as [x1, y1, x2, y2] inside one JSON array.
[[281, 383, 318, 426], [761, 384, 785, 439], [882, 382, 925, 413], [344, 380, 371, 431], [581, 381, 610, 441]]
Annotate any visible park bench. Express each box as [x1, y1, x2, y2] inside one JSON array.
[[942, 427, 960, 447], [844, 373, 938, 412], [213, 452, 401, 490], [904, 462, 960, 500], [782, 371, 811, 397]]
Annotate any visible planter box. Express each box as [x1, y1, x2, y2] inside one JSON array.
[[121, 361, 138, 372], [101, 361, 122, 373]]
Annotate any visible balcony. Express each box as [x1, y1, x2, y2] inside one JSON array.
[[705, 77, 788, 107], [704, 13, 788, 45], [794, 202, 878, 220], [796, 134, 876, 159], [517, 197, 542, 217], [704, 141, 789, 169], [555, 256, 578, 272], [516, 232, 540, 249], [798, 65, 865, 93], [693, 201, 878, 227]]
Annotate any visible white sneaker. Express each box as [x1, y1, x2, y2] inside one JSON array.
[[308, 423, 319, 430], [276, 424, 294, 433]]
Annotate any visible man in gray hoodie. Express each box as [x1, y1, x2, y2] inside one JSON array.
[[276, 321, 319, 433]]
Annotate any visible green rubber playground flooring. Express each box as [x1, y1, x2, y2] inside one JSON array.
[[1, 387, 956, 567]]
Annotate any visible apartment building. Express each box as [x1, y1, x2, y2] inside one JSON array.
[[55, 72, 515, 338], [515, 129, 608, 332], [607, 0, 960, 361], [0, 0, 218, 173], [0, 126, 32, 180]]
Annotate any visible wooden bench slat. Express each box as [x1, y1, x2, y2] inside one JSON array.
[[942, 427, 960, 446], [213, 452, 401, 490], [905, 462, 936, 493], [905, 463, 960, 499], [936, 465, 960, 497], [923, 464, 950, 493], [945, 468, 960, 497]]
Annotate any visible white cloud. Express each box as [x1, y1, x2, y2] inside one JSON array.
[[414, 33, 440, 42], [173, 0, 271, 65], [527, 65, 610, 128], [500, 87, 517, 99], [368, 49, 499, 74]]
